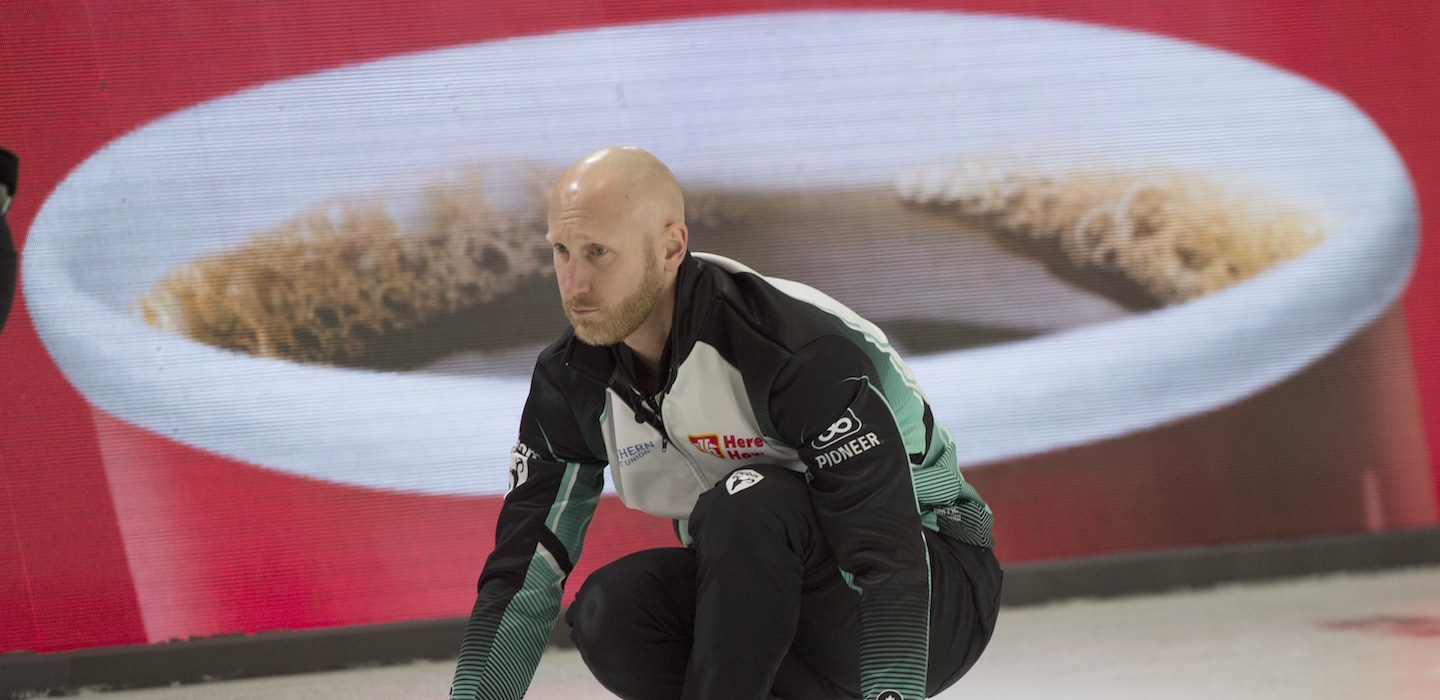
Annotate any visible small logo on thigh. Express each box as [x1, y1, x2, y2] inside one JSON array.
[[724, 469, 764, 495], [877, 691, 904, 700]]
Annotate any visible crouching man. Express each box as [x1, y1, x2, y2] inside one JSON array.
[[450, 146, 1001, 700]]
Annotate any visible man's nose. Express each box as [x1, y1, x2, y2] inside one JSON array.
[[557, 257, 590, 299]]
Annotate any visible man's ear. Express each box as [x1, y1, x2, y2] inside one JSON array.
[[662, 222, 688, 271]]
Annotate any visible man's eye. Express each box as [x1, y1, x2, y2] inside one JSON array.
[[553, 243, 567, 255], [590, 246, 608, 256]]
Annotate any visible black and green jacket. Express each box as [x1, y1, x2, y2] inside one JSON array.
[[450, 252, 993, 700]]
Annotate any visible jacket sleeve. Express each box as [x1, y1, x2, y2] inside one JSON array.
[[450, 363, 606, 700], [769, 335, 931, 700]]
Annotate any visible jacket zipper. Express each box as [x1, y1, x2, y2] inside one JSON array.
[[627, 387, 709, 491], [658, 399, 710, 490]]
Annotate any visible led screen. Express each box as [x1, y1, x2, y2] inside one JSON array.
[[2, 0, 1437, 653]]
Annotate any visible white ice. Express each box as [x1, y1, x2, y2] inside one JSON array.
[[86, 565, 1440, 699]]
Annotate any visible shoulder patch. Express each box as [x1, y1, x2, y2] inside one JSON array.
[[812, 408, 863, 449]]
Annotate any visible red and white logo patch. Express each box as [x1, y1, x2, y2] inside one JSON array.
[[688, 434, 724, 459], [688, 433, 767, 460]]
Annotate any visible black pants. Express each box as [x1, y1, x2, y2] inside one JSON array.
[[567, 465, 1002, 700]]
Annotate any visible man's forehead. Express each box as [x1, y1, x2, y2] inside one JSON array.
[[548, 184, 648, 235], [545, 210, 634, 244], [555, 171, 643, 212]]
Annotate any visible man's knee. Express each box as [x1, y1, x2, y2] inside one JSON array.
[[567, 548, 695, 648], [566, 549, 695, 700]]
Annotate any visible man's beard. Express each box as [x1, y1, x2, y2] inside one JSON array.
[[564, 253, 664, 346]]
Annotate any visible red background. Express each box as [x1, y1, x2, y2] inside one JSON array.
[[2, 0, 1437, 653]]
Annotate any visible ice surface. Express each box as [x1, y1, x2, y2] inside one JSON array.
[[89, 565, 1440, 699]]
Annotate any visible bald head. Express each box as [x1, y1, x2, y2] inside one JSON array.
[[549, 146, 685, 238]]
